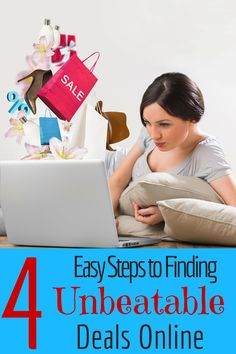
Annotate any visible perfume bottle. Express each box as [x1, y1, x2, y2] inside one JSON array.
[[39, 18, 54, 46], [20, 116, 41, 146], [52, 25, 61, 50]]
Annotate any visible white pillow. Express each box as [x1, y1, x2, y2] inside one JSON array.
[[119, 173, 224, 216], [117, 215, 173, 240], [158, 198, 236, 246]]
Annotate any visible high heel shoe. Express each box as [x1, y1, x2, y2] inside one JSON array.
[[95, 101, 130, 151], [18, 69, 52, 114]]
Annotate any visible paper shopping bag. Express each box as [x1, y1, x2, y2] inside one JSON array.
[[84, 104, 108, 160], [70, 103, 108, 160], [37, 52, 100, 122], [70, 102, 87, 148], [39, 116, 62, 145]]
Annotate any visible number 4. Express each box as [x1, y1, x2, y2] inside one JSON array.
[[2, 257, 42, 349]]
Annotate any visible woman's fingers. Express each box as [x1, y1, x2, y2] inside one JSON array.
[[135, 213, 155, 224], [136, 206, 156, 216], [132, 204, 163, 225], [132, 202, 140, 218]]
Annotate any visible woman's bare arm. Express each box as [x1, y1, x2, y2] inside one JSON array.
[[209, 174, 236, 207]]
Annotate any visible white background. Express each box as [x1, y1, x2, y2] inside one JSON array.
[[1, 0, 236, 172]]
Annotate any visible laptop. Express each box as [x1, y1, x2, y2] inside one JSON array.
[[0, 160, 160, 248]]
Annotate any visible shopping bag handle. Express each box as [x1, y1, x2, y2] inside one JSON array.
[[44, 108, 53, 118], [82, 51, 100, 72]]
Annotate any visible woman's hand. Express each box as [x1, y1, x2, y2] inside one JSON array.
[[133, 202, 163, 225]]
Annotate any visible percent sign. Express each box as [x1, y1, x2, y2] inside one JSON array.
[[7, 91, 31, 115]]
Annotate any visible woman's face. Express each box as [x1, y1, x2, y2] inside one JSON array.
[[143, 103, 194, 151]]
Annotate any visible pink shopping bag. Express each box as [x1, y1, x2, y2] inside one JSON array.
[[37, 52, 100, 121]]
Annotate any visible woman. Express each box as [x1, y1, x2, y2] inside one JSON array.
[[109, 72, 236, 225]]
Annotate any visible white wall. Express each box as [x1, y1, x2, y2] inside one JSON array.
[[1, 0, 236, 171]]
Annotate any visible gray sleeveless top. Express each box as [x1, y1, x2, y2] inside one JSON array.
[[132, 127, 232, 182]]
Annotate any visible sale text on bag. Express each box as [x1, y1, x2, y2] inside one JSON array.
[[61, 75, 85, 101]]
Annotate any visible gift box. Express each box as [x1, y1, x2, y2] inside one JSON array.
[[51, 34, 76, 66]]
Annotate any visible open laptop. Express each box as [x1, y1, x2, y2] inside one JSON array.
[[0, 160, 160, 248]]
